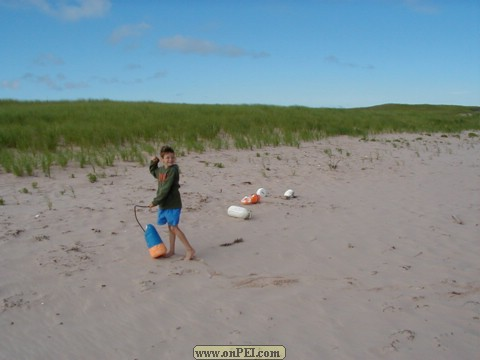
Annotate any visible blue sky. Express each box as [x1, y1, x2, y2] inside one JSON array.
[[1, 0, 479, 108]]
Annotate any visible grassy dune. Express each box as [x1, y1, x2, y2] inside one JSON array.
[[0, 100, 479, 176]]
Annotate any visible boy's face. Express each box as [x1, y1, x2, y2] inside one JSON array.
[[161, 152, 176, 167]]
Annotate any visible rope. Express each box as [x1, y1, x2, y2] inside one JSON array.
[[134, 205, 150, 233]]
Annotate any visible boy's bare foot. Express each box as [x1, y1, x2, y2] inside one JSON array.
[[164, 251, 174, 258], [184, 249, 196, 260]]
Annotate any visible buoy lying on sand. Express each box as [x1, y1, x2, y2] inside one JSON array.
[[256, 188, 267, 197], [241, 194, 260, 205], [228, 205, 252, 219], [145, 224, 167, 258]]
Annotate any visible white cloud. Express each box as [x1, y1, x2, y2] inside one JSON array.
[[28, 73, 63, 90], [93, 71, 166, 85], [20, 72, 90, 90], [1, 0, 111, 21], [93, 75, 120, 84], [60, 0, 111, 21], [402, 0, 439, 14], [125, 63, 142, 70], [34, 52, 64, 66], [148, 71, 166, 80], [158, 35, 269, 58], [1, 79, 20, 90], [159, 35, 218, 55], [3, 69, 164, 93], [64, 81, 89, 89], [109, 22, 151, 44], [324, 55, 375, 70]]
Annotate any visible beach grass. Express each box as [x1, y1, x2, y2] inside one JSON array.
[[1, 100, 479, 176]]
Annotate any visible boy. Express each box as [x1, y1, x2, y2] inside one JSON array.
[[148, 146, 195, 260]]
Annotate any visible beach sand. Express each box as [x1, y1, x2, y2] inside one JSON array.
[[1, 132, 479, 359]]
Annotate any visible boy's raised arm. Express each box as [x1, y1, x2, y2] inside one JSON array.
[[149, 157, 159, 177]]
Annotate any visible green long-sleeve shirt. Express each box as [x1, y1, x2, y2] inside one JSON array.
[[149, 161, 182, 209]]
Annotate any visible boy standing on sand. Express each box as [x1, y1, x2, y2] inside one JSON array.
[[148, 146, 195, 260]]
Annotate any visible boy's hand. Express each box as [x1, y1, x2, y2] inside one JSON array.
[[151, 156, 159, 162]]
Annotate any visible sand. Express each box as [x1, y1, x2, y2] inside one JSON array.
[[1, 132, 479, 359]]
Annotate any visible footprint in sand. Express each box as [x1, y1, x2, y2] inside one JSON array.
[[385, 329, 416, 352], [139, 280, 156, 292], [37, 241, 94, 276], [2, 293, 30, 313], [168, 267, 199, 276]]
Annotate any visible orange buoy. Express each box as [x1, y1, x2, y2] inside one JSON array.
[[241, 194, 260, 205]]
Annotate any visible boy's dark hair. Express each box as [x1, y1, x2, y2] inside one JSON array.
[[160, 145, 175, 158]]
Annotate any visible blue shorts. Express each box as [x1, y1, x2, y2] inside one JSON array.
[[157, 208, 181, 226]]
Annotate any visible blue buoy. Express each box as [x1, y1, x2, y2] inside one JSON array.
[[145, 224, 167, 258]]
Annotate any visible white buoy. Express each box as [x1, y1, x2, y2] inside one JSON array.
[[256, 188, 267, 197], [227, 205, 252, 219], [284, 189, 294, 199]]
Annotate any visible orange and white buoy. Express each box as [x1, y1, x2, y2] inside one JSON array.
[[241, 194, 260, 205]]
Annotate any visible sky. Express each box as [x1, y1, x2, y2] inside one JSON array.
[[0, 0, 479, 108]]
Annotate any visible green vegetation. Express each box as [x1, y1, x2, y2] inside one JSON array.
[[87, 173, 97, 183], [0, 100, 479, 176]]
